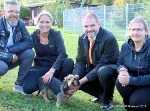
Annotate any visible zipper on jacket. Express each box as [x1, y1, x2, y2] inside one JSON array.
[[134, 51, 136, 60]]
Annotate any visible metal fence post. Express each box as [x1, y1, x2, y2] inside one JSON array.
[[63, 2, 150, 39], [73, 9, 75, 33], [104, 5, 106, 29], [126, 3, 128, 39], [63, 11, 64, 33]]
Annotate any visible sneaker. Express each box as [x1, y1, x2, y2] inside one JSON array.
[[91, 95, 102, 103], [100, 102, 113, 111], [13, 85, 31, 96]]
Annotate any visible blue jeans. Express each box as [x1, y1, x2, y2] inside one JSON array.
[[0, 49, 34, 86], [23, 58, 74, 94]]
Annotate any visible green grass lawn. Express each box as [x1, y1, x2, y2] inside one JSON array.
[[0, 26, 126, 111]]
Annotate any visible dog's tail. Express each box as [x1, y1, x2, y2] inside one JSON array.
[[36, 77, 47, 96]]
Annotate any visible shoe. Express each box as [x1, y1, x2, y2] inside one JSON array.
[[91, 96, 102, 103], [100, 102, 113, 111], [13, 84, 31, 96]]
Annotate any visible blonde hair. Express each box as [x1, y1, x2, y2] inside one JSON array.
[[127, 17, 150, 38], [36, 10, 53, 25], [129, 17, 149, 31]]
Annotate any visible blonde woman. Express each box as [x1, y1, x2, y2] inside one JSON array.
[[116, 17, 150, 111], [23, 11, 74, 94]]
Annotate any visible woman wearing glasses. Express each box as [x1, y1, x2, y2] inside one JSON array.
[[116, 17, 150, 111]]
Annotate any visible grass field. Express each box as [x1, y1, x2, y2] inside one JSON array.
[[0, 26, 126, 111]]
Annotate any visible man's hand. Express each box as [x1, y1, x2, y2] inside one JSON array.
[[5, 49, 9, 52], [12, 54, 18, 63]]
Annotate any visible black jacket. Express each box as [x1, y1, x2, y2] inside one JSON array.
[[118, 37, 150, 86], [73, 27, 119, 81], [31, 29, 67, 70]]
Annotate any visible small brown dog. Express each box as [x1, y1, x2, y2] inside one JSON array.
[[37, 74, 80, 107]]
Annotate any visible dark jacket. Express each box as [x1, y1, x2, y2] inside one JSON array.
[[73, 27, 119, 81], [118, 37, 150, 86], [31, 29, 68, 70], [0, 17, 33, 63]]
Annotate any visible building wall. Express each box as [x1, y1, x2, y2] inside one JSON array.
[[29, 6, 43, 19]]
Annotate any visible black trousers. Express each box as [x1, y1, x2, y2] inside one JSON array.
[[116, 79, 150, 111], [23, 58, 74, 94], [79, 66, 117, 104]]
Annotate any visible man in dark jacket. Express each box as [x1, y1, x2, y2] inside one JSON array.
[[0, 0, 34, 95], [69, 12, 119, 110]]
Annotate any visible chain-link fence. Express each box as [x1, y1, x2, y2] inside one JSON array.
[[63, 2, 150, 40]]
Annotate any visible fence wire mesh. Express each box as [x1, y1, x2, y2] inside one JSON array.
[[63, 2, 150, 40]]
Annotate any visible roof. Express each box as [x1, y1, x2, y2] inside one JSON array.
[[24, 1, 56, 8]]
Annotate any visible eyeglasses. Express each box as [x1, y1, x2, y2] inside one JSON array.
[[129, 28, 145, 32], [6, 10, 20, 14]]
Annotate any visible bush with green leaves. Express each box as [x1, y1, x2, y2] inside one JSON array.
[[43, 2, 68, 28], [135, 2, 150, 28], [20, 5, 29, 20], [112, 3, 145, 29]]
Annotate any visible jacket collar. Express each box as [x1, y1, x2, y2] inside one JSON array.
[[34, 29, 52, 38], [2, 16, 7, 31]]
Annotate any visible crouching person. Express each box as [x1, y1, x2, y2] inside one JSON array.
[[0, 0, 34, 95], [23, 11, 74, 95], [116, 17, 150, 111], [68, 12, 119, 111]]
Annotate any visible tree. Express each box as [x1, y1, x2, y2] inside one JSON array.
[[113, 0, 126, 5], [0, 0, 3, 11], [43, 1, 68, 27], [20, 0, 52, 5], [113, 0, 150, 5], [135, 2, 150, 28], [93, 0, 113, 6], [20, 5, 30, 20], [112, 1, 147, 28], [58, 0, 93, 5]]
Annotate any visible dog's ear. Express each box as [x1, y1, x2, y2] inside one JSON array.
[[75, 76, 80, 86], [64, 76, 68, 82], [61, 80, 68, 92], [63, 81, 68, 89]]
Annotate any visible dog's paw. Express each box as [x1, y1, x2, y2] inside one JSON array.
[[56, 102, 61, 108], [48, 96, 53, 99], [65, 99, 69, 104], [43, 95, 50, 103], [44, 99, 50, 103]]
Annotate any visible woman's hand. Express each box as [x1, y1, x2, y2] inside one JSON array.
[[42, 71, 53, 84], [118, 69, 130, 86]]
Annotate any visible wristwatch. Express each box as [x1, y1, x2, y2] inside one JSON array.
[[50, 69, 55, 73]]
